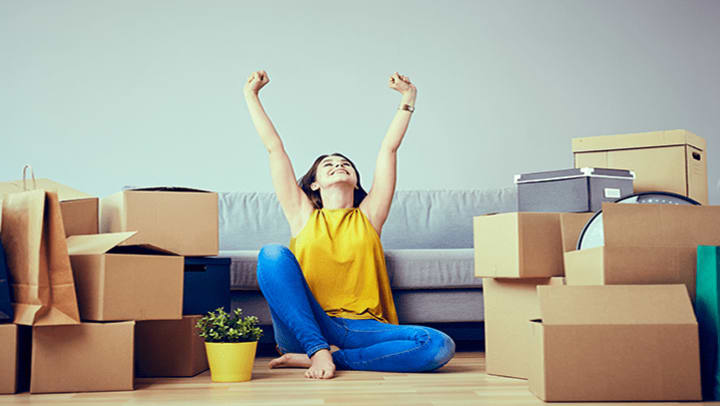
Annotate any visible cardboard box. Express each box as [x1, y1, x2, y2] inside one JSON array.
[[135, 315, 208, 377], [0, 178, 98, 236], [67, 232, 184, 321], [183, 257, 231, 315], [30, 321, 134, 393], [572, 129, 708, 204], [474, 213, 563, 278], [482, 277, 564, 379], [515, 168, 634, 212], [564, 203, 720, 300], [100, 187, 218, 256], [0, 324, 31, 394], [529, 284, 701, 401]]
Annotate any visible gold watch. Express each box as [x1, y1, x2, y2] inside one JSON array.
[[399, 104, 415, 113]]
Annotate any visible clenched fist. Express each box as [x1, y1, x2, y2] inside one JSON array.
[[244, 70, 270, 96], [388, 72, 416, 95]]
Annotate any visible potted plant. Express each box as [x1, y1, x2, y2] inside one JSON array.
[[195, 307, 263, 382]]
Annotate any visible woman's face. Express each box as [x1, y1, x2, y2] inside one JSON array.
[[312, 155, 358, 191]]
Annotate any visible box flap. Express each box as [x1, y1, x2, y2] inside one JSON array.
[[124, 186, 211, 193], [537, 285, 696, 325], [572, 129, 705, 152], [67, 232, 137, 255], [0, 178, 94, 201], [108, 243, 178, 256], [602, 203, 720, 249]]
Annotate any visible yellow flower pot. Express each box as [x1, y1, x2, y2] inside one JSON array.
[[205, 341, 258, 382]]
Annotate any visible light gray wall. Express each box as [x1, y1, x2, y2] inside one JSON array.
[[1, 0, 718, 204]]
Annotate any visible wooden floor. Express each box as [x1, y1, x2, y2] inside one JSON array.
[[2, 352, 718, 405]]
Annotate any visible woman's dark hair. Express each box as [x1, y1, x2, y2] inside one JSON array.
[[298, 153, 368, 209]]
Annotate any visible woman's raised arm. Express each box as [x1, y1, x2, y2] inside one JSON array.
[[244, 71, 313, 234], [360, 72, 416, 235]]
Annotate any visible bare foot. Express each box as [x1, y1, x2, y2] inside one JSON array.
[[305, 349, 336, 379], [268, 353, 312, 369]]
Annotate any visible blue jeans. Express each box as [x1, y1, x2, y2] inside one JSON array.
[[256, 244, 456, 372]]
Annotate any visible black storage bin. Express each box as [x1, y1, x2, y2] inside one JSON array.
[[183, 257, 231, 315], [514, 167, 634, 212]]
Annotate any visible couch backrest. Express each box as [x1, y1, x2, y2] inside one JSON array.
[[218, 188, 517, 250]]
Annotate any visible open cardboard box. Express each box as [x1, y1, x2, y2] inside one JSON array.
[[564, 203, 720, 300], [528, 284, 701, 402], [474, 212, 563, 278], [30, 321, 134, 394], [67, 231, 184, 321], [572, 129, 707, 204], [100, 187, 218, 256], [482, 276, 564, 379], [0, 178, 98, 236]]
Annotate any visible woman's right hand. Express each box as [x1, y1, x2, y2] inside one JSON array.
[[244, 70, 270, 96]]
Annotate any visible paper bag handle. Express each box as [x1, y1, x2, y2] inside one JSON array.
[[22, 165, 37, 191]]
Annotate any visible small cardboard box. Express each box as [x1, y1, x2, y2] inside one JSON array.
[[564, 203, 720, 300], [183, 257, 231, 315], [515, 168, 634, 212], [572, 129, 708, 204], [474, 213, 563, 278], [100, 187, 218, 256], [482, 277, 564, 379], [0, 178, 98, 236], [67, 232, 184, 321], [135, 315, 208, 377], [529, 285, 701, 401], [30, 321, 134, 394], [0, 324, 31, 394]]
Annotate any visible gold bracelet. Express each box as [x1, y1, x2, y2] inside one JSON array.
[[399, 104, 415, 113]]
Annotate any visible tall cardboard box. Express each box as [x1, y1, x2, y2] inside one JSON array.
[[474, 213, 563, 278], [135, 315, 208, 377], [482, 277, 564, 379], [100, 187, 218, 256], [67, 232, 184, 321], [30, 321, 135, 393], [0, 178, 98, 236], [572, 129, 708, 204], [0, 324, 31, 394], [529, 285, 701, 401], [564, 203, 720, 300]]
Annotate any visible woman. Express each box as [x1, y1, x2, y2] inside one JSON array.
[[244, 70, 455, 379]]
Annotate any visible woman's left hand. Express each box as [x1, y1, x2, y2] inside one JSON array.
[[388, 72, 416, 95]]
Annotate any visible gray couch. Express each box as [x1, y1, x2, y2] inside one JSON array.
[[219, 188, 517, 342]]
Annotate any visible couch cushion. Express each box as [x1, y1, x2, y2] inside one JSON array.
[[221, 248, 481, 291], [218, 188, 517, 250], [380, 188, 517, 249]]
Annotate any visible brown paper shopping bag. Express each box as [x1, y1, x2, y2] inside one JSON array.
[[0, 170, 80, 326]]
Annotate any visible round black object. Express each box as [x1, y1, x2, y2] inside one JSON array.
[[576, 191, 701, 251]]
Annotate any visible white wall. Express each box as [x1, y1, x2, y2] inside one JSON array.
[[2, 0, 718, 203]]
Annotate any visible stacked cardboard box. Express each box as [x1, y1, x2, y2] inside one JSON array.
[[474, 212, 592, 379], [98, 188, 220, 379], [572, 129, 707, 204], [1, 182, 221, 393], [475, 129, 710, 402]]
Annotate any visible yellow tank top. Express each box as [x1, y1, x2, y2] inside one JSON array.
[[289, 208, 399, 324]]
